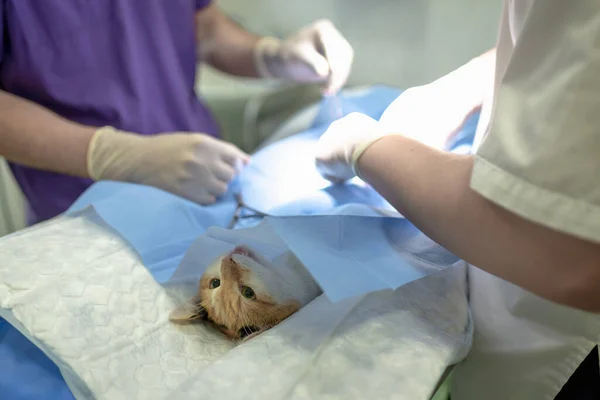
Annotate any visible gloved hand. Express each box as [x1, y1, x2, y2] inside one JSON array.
[[315, 112, 389, 182], [379, 83, 475, 150], [253, 19, 354, 94], [87, 127, 250, 204]]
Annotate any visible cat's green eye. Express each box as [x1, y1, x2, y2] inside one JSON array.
[[209, 278, 220, 289], [241, 286, 256, 300]]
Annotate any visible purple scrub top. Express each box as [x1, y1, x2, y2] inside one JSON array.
[[0, 0, 221, 224]]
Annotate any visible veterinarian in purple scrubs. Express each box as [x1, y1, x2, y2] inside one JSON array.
[[0, 0, 353, 225]]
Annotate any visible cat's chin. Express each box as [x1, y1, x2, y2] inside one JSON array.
[[229, 245, 273, 268], [236, 327, 269, 343]]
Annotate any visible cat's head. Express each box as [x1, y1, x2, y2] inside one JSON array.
[[169, 245, 316, 341]]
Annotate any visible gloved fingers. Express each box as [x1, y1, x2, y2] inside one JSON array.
[[183, 176, 229, 205], [213, 162, 236, 183], [219, 143, 250, 166], [176, 187, 217, 206], [289, 40, 331, 81], [195, 193, 218, 205], [312, 20, 354, 94], [314, 112, 382, 182], [206, 177, 229, 198], [315, 158, 356, 183], [191, 135, 249, 166]]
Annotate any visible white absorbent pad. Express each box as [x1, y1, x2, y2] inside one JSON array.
[[0, 209, 472, 400]]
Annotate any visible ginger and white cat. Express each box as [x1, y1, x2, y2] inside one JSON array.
[[169, 245, 321, 341]]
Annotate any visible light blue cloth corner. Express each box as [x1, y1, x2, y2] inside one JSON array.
[[266, 213, 460, 302], [67, 179, 240, 283]]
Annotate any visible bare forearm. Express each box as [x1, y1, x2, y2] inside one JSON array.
[[0, 91, 96, 177], [358, 135, 600, 312], [195, 5, 261, 77]]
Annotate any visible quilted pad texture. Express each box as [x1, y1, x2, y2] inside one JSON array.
[[0, 210, 472, 400], [0, 213, 233, 399]]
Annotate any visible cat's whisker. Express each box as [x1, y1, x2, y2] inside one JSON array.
[[193, 298, 205, 310], [240, 314, 250, 335], [239, 313, 255, 340]]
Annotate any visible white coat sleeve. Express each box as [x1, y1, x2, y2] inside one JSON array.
[[470, 0, 600, 243]]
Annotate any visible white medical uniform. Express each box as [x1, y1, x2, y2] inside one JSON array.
[[451, 0, 600, 398]]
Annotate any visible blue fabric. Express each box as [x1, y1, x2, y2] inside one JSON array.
[[0, 319, 75, 400], [0, 85, 479, 399], [173, 214, 461, 303], [266, 215, 457, 302], [68, 181, 240, 283]]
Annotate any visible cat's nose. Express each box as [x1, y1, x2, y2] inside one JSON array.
[[220, 257, 242, 280], [221, 255, 235, 266], [221, 251, 237, 265]]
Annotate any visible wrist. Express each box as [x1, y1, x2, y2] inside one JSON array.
[[87, 126, 141, 181], [351, 134, 392, 179], [87, 126, 113, 180], [355, 134, 423, 187], [253, 36, 283, 79]]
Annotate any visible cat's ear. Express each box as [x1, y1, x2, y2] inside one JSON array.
[[169, 295, 207, 324]]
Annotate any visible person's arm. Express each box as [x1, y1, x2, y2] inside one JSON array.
[[0, 88, 249, 204], [0, 90, 96, 177], [194, 4, 354, 93], [195, 4, 261, 77], [0, 3, 94, 177], [357, 137, 600, 312], [356, 1, 600, 312], [315, 1, 600, 312]]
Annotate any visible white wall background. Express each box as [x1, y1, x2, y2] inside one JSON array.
[[203, 0, 503, 90]]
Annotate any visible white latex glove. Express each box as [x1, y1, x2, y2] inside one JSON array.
[[253, 19, 354, 94], [379, 83, 475, 150], [87, 127, 250, 204], [315, 112, 388, 183]]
